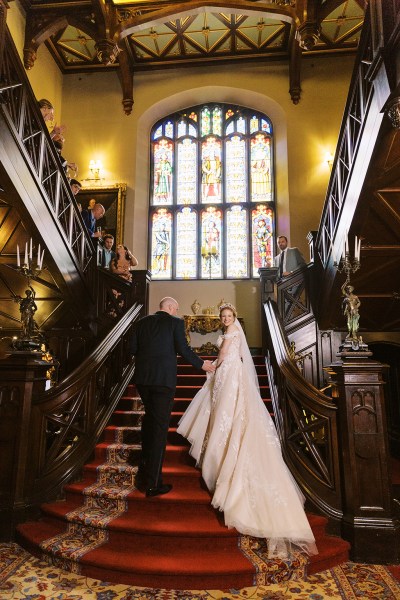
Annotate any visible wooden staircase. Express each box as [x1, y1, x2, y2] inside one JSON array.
[[17, 354, 350, 589]]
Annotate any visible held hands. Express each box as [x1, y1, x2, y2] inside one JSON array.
[[202, 360, 216, 373]]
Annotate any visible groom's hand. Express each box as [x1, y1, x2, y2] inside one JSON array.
[[202, 360, 216, 373]]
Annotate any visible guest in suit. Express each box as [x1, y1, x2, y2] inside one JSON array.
[[130, 297, 215, 497], [81, 202, 105, 240], [98, 234, 116, 268], [274, 235, 306, 279]]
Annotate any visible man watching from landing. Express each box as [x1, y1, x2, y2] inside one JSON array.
[[274, 235, 306, 279]]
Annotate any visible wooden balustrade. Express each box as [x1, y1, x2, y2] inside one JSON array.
[[0, 302, 142, 540], [263, 299, 342, 523], [0, 27, 95, 287]]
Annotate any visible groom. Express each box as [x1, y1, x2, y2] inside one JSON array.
[[130, 297, 215, 497]]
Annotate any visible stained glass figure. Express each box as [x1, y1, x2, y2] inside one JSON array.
[[177, 138, 197, 205], [212, 107, 222, 135], [165, 121, 174, 138], [226, 135, 246, 203], [250, 116, 258, 134], [189, 112, 197, 122], [252, 205, 273, 274], [250, 134, 271, 202], [201, 107, 211, 136], [201, 208, 222, 279], [151, 209, 172, 279], [201, 137, 222, 203], [237, 116, 246, 134], [227, 205, 248, 278], [152, 140, 173, 205], [153, 125, 162, 139], [176, 207, 197, 278], [261, 119, 271, 133], [177, 119, 187, 138]]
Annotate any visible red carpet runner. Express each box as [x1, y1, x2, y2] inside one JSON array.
[[17, 355, 349, 589]]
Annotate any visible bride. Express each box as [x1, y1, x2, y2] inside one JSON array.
[[177, 303, 318, 558]]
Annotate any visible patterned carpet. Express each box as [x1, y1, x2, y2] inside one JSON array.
[[1, 543, 400, 599]]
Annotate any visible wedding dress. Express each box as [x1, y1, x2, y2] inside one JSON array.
[[177, 321, 318, 558]]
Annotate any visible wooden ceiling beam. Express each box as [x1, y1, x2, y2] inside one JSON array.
[[117, 1, 296, 40]]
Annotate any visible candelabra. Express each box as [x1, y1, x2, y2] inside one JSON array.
[[334, 234, 367, 352], [13, 238, 45, 351], [201, 245, 218, 279]]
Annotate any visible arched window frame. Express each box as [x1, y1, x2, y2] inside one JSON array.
[[149, 103, 275, 280]]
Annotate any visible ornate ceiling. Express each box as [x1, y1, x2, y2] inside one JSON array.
[[19, 0, 366, 113]]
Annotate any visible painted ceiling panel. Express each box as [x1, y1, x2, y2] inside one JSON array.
[[35, 2, 363, 71], [320, 0, 364, 43]]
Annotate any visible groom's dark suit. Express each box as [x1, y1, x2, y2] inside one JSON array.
[[131, 310, 204, 492]]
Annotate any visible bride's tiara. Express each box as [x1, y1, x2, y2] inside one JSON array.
[[219, 302, 236, 312]]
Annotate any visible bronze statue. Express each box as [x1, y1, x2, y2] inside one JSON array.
[[341, 282, 360, 341], [15, 286, 38, 339]]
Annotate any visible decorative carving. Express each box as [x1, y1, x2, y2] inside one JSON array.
[[289, 85, 301, 105], [296, 22, 321, 51], [95, 39, 121, 65], [386, 97, 400, 129], [23, 46, 37, 70]]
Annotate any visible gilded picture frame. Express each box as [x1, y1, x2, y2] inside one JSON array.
[[79, 183, 126, 246]]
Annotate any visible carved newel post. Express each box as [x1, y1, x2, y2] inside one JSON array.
[[259, 267, 279, 354], [327, 350, 400, 562], [0, 350, 50, 540]]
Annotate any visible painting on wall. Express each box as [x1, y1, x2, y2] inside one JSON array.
[[79, 183, 126, 245]]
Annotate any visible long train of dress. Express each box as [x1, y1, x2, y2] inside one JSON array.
[[177, 331, 318, 558]]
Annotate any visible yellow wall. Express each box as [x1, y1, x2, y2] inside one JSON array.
[[7, 1, 63, 124], [7, 1, 355, 346]]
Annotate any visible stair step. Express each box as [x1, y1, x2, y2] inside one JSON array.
[[16, 352, 350, 589]]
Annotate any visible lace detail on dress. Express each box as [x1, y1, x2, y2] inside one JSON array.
[[177, 320, 318, 558]]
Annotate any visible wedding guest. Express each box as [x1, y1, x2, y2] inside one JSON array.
[[274, 235, 306, 279], [81, 202, 105, 240], [99, 234, 116, 269], [110, 244, 138, 282], [38, 98, 66, 141], [70, 179, 82, 196], [53, 139, 78, 177]]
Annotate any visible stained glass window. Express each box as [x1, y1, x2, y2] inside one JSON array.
[[149, 103, 275, 279]]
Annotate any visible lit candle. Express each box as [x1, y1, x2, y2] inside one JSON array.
[[354, 236, 358, 259], [40, 248, 45, 269], [341, 242, 345, 261], [24, 242, 28, 266], [37, 243, 41, 268], [358, 238, 361, 261], [345, 231, 348, 254], [17, 244, 20, 267], [29, 237, 33, 260]]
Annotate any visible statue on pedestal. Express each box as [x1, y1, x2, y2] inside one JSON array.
[[341, 282, 360, 341]]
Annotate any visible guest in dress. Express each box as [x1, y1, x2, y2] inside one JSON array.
[[177, 302, 318, 559], [110, 244, 138, 282]]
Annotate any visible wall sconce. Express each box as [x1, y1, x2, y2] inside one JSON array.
[[89, 159, 103, 179], [325, 152, 334, 170]]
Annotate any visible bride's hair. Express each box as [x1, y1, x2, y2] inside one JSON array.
[[219, 302, 237, 319]]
